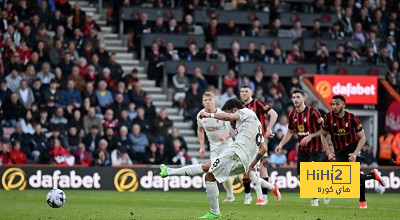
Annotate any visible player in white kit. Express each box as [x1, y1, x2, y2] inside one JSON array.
[[197, 92, 235, 202], [160, 98, 281, 218]]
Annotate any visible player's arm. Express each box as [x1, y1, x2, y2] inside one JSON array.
[[274, 129, 294, 154], [197, 125, 206, 158], [266, 109, 278, 138], [247, 141, 267, 176], [299, 129, 321, 146], [199, 111, 239, 121], [349, 129, 366, 162], [321, 128, 335, 161]]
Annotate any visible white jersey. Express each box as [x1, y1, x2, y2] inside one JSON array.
[[197, 108, 233, 153], [231, 108, 264, 171]]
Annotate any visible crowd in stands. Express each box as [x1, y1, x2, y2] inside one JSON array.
[[0, 0, 199, 167], [0, 0, 389, 167]]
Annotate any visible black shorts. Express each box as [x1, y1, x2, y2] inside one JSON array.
[[335, 141, 360, 162], [297, 151, 326, 175]]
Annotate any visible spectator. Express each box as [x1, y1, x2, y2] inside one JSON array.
[[61, 79, 82, 108], [132, 106, 153, 137], [107, 53, 123, 82], [50, 107, 68, 133], [202, 43, 218, 62], [289, 20, 305, 39], [129, 124, 149, 163], [258, 43, 270, 63], [74, 143, 93, 166], [287, 144, 298, 166], [48, 139, 74, 166], [31, 124, 49, 162], [0, 80, 12, 102], [49, 39, 64, 67], [341, 7, 355, 37], [144, 94, 157, 119], [243, 42, 260, 62], [114, 81, 130, 105], [273, 115, 289, 135], [111, 145, 132, 166], [269, 152, 287, 167], [20, 110, 35, 135], [166, 18, 179, 34], [36, 62, 55, 86], [247, 19, 262, 37], [66, 126, 80, 151], [59, 53, 74, 77], [16, 79, 35, 109], [111, 93, 128, 116], [222, 70, 239, 96], [93, 139, 111, 166], [204, 18, 219, 43], [96, 80, 114, 110], [172, 64, 190, 114], [96, 43, 110, 68], [152, 16, 166, 33], [83, 125, 102, 154], [118, 110, 131, 131], [238, 75, 255, 92], [147, 43, 164, 86], [192, 67, 208, 93], [103, 109, 119, 134], [226, 41, 244, 71], [347, 49, 361, 65], [67, 66, 86, 91], [129, 81, 146, 107], [102, 127, 118, 153], [360, 144, 378, 167], [0, 142, 13, 165], [330, 22, 344, 40], [82, 82, 98, 107], [143, 141, 163, 164], [6, 69, 22, 92], [170, 138, 194, 165], [220, 19, 240, 36], [9, 140, 27, 164], [309, 19, 323, 38], [335, 44, 347, 64], [353, 22, 368, 44], [123, 68, 139, 90], [127, 102, 137, 121], [153, 109, 173, 144], [3, 93, 25, 127], [287, 45, 304, 64], [185, 79, 203, 126], [220, 87, 237, 107], [184, 42, 203, 61], [316, 45, 329, 74], [271, 47, 285, 64]]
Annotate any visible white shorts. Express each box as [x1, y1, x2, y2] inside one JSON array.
[[209, 148, 245, 183], [210, 147, 225, 160]]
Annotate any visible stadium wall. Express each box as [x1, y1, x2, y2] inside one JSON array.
[[1, 166, 399, 193]]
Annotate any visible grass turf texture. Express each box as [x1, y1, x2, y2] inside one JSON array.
[[0, 190, 399, 220]]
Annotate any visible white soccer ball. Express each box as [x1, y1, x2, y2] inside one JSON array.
[[374, 184, 386, 195], [46, 189, 66, 208]]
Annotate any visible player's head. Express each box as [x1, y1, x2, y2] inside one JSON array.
[[292, 89, 305, 108], [240, 85, 253, 103], [332, 95, 346, 115], [202, 92, 216, 110], [222, 98, 243, 113]]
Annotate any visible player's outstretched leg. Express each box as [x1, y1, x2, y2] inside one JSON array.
[[249, 171, 266, 205], [259, 178, 281, 201], [200, 173, 222, 219], [159, 163, 206, 178], [222, 177, 235, 202], [243, 176, 252, 204], [259, 158, 270, 202], [359, 169, 385, 209]]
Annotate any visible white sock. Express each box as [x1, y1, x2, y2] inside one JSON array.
[[260, 178, 274, 191], [167, 164, 203, 176], [206, 181, 220, 215], [223, 177, 234, 198], [249, 171, 263, 200]]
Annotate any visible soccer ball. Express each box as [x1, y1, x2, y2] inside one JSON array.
[[374, 184, 386, 195], [46, 189, 66, 208]]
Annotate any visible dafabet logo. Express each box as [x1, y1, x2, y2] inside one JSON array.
[[114, 168, 139, 192], [2, 167, 26, 190]]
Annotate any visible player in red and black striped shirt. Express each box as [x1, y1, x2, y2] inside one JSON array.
[[275, 89, 324, 176], [321, 95, 385, 209], [240, 85, 278, 205], [275, 89, 325, 206]]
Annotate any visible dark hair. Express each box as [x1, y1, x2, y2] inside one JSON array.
[[240, 84, 252, 90], [332, 95, 346, 103], [222, 98, 243, 111], [292, 89, 305, 96]]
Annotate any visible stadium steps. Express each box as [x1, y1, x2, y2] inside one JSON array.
[[80, 1, 203, 163]]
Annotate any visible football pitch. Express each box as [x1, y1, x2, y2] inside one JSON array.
[[0, 190, 399, 220]]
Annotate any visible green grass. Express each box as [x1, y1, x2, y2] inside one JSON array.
[[0, 190, 399, 220]]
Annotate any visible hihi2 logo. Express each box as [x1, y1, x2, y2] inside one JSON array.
[[300, 162, 360, 198]]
